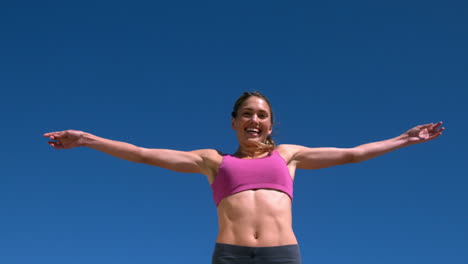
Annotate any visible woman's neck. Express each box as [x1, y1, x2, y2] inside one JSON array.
[[234, 145, 269, 159]]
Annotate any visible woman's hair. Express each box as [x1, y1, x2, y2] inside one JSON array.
[[231, 91, 276, 153]]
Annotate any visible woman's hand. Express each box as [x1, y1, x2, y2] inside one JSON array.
[[402, 122, 445, 145], [43, 130, 85, 149]]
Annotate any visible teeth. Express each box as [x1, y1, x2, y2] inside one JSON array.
[[246, 128, 260, 133]]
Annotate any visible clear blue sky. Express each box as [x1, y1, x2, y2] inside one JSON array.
[[1, 1, 466, 263]]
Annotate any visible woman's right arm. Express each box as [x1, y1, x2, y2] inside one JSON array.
[[43, 130, 214, 175]]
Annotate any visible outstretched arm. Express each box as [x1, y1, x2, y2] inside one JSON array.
[[284, 122, 445, 170], [352, 122, 444, 163], [44, 130, 144, 162], [43, 130, 215, 175]]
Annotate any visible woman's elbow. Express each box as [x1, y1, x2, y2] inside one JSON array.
[[349, 148, 364, 163]]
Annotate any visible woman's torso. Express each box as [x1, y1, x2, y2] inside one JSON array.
[[205, 145, 298, 247]]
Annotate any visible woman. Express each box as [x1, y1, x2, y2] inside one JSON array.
[[44, 91, 444, 264]]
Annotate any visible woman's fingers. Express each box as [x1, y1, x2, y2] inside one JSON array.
[[421, 123, 434, 130], [429, 122, 443, 131], [44, 131, 59, 137], [433, 122, 443, 131], [44, 131, 65, 140], [48, 141, 64, 149], [418, 122, 444, 134], [429, 123, 444, 134], [45, 130, 83, 149], [433, 127, 445, 136]]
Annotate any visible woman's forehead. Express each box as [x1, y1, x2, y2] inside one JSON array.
[[240, 97, 270, 110]]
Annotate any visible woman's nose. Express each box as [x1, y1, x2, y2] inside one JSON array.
[[251, 114, 259, 123]]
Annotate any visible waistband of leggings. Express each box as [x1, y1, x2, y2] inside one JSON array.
[[214, 243, 300, 257]]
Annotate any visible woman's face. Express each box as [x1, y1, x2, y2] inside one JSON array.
[[231, 96, 273, 144]]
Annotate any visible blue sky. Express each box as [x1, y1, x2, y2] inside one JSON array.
[[1, 1, 467, 263]]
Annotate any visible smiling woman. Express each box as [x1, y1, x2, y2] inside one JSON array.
[[43, 91, 444, 264], [230, 91, 275, 155]]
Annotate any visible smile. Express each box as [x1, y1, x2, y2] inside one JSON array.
[[246, 128, 261, 136]]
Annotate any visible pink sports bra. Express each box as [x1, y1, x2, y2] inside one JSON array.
[[210, 149, 294, 207]]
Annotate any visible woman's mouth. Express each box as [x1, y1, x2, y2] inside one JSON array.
[[245, 128, 261, 137]]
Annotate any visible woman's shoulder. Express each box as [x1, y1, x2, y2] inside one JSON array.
[[276, 144, 306, 163], [277, 144, 308, 152], [190, 149, 224, 180], [191, 148, 225, 163]]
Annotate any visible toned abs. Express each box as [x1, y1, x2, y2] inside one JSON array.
[[215, 189, 298, 247]]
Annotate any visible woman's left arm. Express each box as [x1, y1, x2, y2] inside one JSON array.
[[285, 122, 444, 170], [351, 121, 444, 163]]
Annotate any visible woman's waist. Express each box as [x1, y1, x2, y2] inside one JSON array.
[[216, 227, 297, 247], [216, 219, 296, 247]]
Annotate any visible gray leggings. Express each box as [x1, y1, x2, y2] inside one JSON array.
[[212, 243, 301, 264]]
